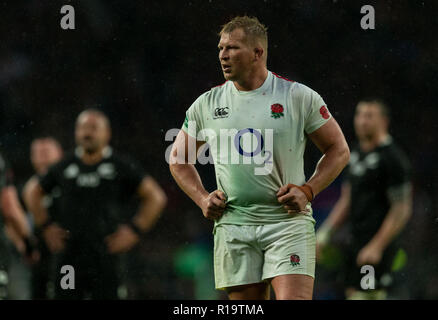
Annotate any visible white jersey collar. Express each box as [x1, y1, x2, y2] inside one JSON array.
[[231, 71, 272, 96]]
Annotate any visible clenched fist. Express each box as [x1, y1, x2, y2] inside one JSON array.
[[200, 190, 227, 220], [277, 184, 310, 214]]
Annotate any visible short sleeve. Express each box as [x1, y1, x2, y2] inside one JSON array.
[[384, 145, 411, 202], [119, 157, 148, 196], [39, 166, 59, 194], [181, 92, 208, 141], [303, 86, 332, 134]]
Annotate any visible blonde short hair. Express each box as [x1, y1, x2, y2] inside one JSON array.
[[219, 16, 268, 61]]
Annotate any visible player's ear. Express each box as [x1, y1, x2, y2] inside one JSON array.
[[105, 127, 112, 144], [383, 116, 390, 130], [254, 47, 264, 61]]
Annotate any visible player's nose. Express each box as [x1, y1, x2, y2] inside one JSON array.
[[219, 51, 229, 61]]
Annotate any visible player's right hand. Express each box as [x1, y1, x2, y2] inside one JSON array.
[[200, 190, 227, 221], [43, 223, 69, 254]]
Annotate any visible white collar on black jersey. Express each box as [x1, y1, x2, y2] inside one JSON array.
[[75, 146, 113, 159], [379, 135, 393, 147]]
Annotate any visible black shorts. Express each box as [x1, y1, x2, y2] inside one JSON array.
[[53, 248, 121, 300], [342, 243, 399, 291]]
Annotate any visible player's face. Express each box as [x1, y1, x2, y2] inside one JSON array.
[[218, 29, 255, 81], [75, 114, 110, 153], [31, 139, 62, 173], [354, 103, 386, 140]]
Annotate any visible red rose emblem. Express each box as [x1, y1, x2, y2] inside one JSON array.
[[271, 104, 284, 118], [320, 106, 330, 119], [290, 254, 300, 264], [271, 104, 284, 113]]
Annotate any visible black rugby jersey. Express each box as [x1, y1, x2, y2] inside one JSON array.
[[346, 136, 411, 248], [39, 147, 147, 248]]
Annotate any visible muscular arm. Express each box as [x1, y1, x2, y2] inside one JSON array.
[[22, 176, 38, 212], [368, 191, 412, 252], [356, 186, 412, 266], [169, 130, 209, 208], [131, 176, 167, 233], [307, 118, 350, 197], [1, 186, 30, 238], [169, 130, 226, 220], [24, 180, 49, 227]]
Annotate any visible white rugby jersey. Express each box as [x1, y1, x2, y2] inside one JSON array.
[[182, 71, 331, 226]]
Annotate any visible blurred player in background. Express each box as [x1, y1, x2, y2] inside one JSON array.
[[170, 16, 350, 300], [316, 99, 412, 299], [23, 137, 63, 299], [27, 109, 167, 299], [0, 150, 36, 299]]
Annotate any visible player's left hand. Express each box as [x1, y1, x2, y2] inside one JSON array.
[[277, 184, 309, 214], [105, 225, 140, 254], [356, 242, 383, 266]]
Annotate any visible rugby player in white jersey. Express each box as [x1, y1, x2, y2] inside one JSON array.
[[169, 16, 350, 300]]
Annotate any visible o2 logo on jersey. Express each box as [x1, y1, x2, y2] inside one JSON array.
[[166, 120, 274, 176], [234, 128, 271, 159], [233, 128, 273, 175]]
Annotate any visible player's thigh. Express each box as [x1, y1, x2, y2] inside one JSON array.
[[227, 282, 270, 300], [270, 274, 314, 300], [214, 224, 264, 290], [261, 219, 316, 284], [90, 262, 120, 299]]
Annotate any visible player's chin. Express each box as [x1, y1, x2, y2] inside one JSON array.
[[222, 71, 235, 81]]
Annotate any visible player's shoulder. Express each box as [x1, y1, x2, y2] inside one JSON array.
[[380, 136, 406, 155], [289, 81, 320, 99], [210, 80, 230, 92], [41, 152, 75, 178], [110, 152, 130, 163], [205, 80, 232, 99], [271, 71, 296, 85], [199, 80, 230, 95], [189, 81, 231, 111], [287, 80, 326, 115], [109, 150, 144, 170], [380, 136, 411, 166], [105, 149, 129, 164], [54, 152, 76, 169]]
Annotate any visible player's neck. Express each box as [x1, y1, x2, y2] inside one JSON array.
[[233, 67, 268, 91], [81, 148, 105, 165], [359, 132, 388, 152]]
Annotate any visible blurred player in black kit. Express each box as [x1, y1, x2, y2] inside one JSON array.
[[317, 99, 412, 299], [27, 109, 167, 299], [23, 137, 63, 299], [0, 150, 36, 299]]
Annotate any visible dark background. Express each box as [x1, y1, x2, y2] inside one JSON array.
[[0, 0, 437, 299]]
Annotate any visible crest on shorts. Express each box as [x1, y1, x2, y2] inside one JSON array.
[[290, 254, 301, 267]]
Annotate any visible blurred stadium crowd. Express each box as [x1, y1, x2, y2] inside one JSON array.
[[0, 0, 437, 299]]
